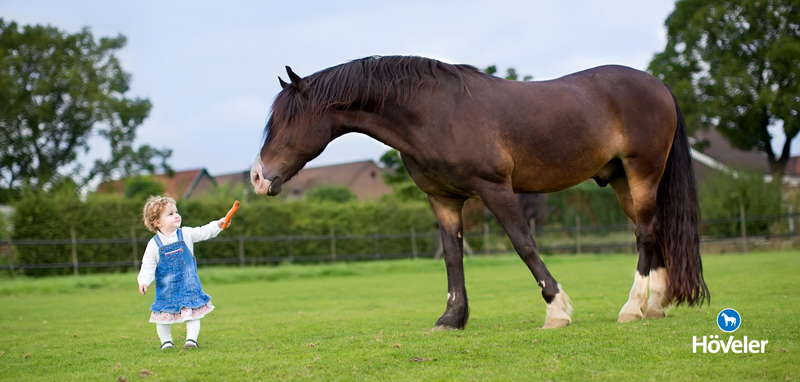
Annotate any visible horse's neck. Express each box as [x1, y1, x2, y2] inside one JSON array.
[[331, 108, 416, 154], [332, 79, 463, 154]]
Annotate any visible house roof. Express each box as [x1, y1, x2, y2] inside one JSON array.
[[785, 157, 800, 176], [195, 171, 248, 196], [692, 129, 769, 172], [282, 160, 391, 199], [690, 129, 770, 184], [211, 160, 393, 200], [96, 169, 215, 200]]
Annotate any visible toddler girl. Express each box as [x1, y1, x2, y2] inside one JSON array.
[[138, 196, 227, 350]]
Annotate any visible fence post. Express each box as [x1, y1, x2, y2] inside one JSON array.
[[411, 227, 418, 260], [529, 218, 536, 236], [789, 205, 795, 238], [71, 226, 78, 276], [239, 228, 245, 267], [576, 216, 581, 255], [288, 235, 294, 263], [740, 203, 747, 253], [330, 228, 336, 263], [131, 227, 140, 269], [6, 233, 13, 279], [374, 231, 380, 260]]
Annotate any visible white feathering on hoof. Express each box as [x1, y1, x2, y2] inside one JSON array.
[[645, 267, 673, 318], [543, 284, 572, 329], [619, 271, 648, 322]]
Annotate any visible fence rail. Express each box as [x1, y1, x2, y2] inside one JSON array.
[[2, 212, 799, 274]]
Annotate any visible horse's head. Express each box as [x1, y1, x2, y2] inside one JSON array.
[[250, 67, 334, 196]]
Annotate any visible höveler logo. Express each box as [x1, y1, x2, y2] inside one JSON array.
[[692, 308, 768, 354], [717, 308, 741, 333]]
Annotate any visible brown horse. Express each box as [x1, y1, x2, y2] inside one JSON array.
[[250, 56, 709, 329]]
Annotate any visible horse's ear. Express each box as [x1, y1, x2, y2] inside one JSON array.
[[286, 66, 308, 93], [278, 76, 289, 90]]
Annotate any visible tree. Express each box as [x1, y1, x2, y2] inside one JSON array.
[[649, 0, 800, 176], [379, 149, 427, 201], [484, 65, 533, 81], [123, 175, 164, 200], [0, 19, 172, 197]]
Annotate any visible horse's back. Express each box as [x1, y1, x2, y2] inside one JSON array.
[[486, 65, 677, 193]]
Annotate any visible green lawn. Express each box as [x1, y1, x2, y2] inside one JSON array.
[[0, 251, 798, 381]]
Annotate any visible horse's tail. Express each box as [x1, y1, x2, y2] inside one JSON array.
[[655, 93, 710, 306]]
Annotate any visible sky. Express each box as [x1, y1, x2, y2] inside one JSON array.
[[3, 0, 709, 180]]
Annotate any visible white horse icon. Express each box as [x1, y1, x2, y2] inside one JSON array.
[[721, 312, 737, 327]]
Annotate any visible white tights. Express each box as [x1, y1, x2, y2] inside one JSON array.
[[156, 319, 201, 343]]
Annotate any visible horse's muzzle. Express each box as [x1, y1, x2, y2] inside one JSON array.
[[267, 177, 283, 196], [250, 157, 283, 196]]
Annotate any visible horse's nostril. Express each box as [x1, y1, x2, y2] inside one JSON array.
[[252, 171, 260, 183]]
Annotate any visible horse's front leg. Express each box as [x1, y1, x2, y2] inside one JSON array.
[[477, 184, 572, 329], [427, 194, 470, 331]]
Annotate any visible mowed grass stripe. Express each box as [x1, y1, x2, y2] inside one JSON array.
[[0, 252, 797, 381]]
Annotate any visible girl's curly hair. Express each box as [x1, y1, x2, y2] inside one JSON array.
[[142, 195, 176, 233]]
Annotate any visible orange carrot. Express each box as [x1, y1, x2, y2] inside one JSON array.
[[222, 200, 240, 229]]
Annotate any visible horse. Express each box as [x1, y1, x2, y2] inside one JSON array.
[[721, 312, 737, 327], [250, 55, 710, 329]]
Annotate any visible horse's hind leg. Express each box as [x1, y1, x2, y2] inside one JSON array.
[[427, 194, 470, 331], [477, 184, 572, 329], [610, 172, 671, 320], [613, 162, 662, 323]]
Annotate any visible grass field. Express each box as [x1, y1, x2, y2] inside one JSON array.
[[0, 251, 798, 381]]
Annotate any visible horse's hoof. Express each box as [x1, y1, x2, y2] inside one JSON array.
[[542, 318, 570, 329], [431, 325, 458, 332], [618, 313, 642, 323], [644, 309, 666, 319]]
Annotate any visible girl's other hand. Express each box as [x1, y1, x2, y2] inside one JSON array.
[[139, 284, 148, 295]]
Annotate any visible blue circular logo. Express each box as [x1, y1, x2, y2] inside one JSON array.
[[717, 308, 741, 332]]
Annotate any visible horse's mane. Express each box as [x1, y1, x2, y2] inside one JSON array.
[[265, 56, 484, 135]]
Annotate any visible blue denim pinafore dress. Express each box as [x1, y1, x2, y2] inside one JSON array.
[[150, 228, 211, 314]]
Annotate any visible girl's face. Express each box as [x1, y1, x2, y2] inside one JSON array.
[[156, 202, 182, 233]]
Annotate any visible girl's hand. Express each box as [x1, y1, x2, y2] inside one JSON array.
[[218, 217, 229, 228], [139, 284, 148, 295]]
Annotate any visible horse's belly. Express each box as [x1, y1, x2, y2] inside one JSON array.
[[510, 153, 615, 194]]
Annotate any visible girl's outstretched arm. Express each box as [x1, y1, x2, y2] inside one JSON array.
[[186, 219, 224, 243]]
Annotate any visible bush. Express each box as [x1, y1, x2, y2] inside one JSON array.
[[0, 209, 7, 237], [305, 185, 357, 203], [545, 181, 629, 227], [123, 175, 165, 199], [698, 167, 782, 237]]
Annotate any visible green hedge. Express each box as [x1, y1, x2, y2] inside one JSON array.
[[10, 192, 438, 276], [11, 192, 145, 276], [545, 181, 629, 227], [697, 168, 783, 237], [12, 171, 782, 277]]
